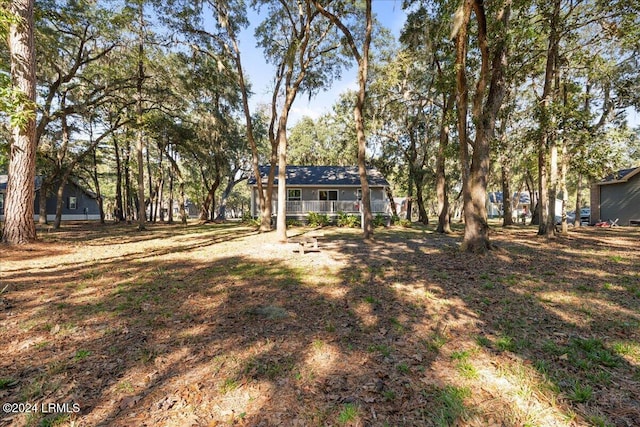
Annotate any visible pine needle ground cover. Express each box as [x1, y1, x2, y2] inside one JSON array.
[[1, 222, 638, 426]]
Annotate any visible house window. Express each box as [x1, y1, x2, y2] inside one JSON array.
[[319, 190, 338, 201], [68, 196, 77, 210], [0, 193, 4, 211], [287, 188, 301, 201]]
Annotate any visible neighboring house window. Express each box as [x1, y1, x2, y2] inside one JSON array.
[[319, 190, 338, 201], [287, 189, 301, 201], [0, 193, 4, 211], [68, 196, 77, 210]]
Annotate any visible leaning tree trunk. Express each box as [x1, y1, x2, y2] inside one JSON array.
[[2, 0, 37, 245]]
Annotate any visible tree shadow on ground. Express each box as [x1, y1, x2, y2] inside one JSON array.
[[0, 224, 638, 426]]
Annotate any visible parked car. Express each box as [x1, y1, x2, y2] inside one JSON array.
[[580, 207, 590, 223], [555, 211, 576, 225]]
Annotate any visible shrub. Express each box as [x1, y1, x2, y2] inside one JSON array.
[[307, 212, 329, 227], [373, 213, 387, 227], [241, 212, 260, 227], [286, 219, 302, 228], [337, 211, 360, 228]]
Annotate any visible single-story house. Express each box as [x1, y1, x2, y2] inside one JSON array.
[[487, 191, 532, 219], [0, 175, 100, 221], [248, 165, 391, 221], [590, 166, 640, 226]]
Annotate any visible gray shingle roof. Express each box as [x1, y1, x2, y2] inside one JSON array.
[[599, 167, 640, 183], [248, 166, 389, 187]]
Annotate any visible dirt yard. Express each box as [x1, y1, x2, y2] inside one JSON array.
[[1, 222, 638, 426]]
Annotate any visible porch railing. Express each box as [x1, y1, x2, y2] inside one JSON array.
[[281, 200, 390, 214]]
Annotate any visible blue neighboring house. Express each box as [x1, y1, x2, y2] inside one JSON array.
[[248, 165, 391, 220], [0, 175, 100, 221]]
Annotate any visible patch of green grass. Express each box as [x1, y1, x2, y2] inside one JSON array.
[[116, 380, 134, 394], [450, 350, 471, 361], [568, 338, 621, 369], [476, 336, 491, 348], [609, 255, 623, 263], [431, 385, 471, 427], [425, 333, 447, 352], [397, 363, 409, 374], [0, 378, 17, 389], [585, 414, 614, 427], [38, 413, 70, 427], [456, 361, 479, 379], [363, 295, 379, 304], [495, 336, 516, 352], [337, 403, 359, 424], [612, 341, 640, 361], [367, 344, 392, 357], [244, 356, 294, 380], [568, 381, 593, 403], [73, 349, 91, 361], [389, 317, 405, 333], [325, 321, 336, 333], [383, 390, 396, 401], [313, 339, 325, 350], [219, 378, 239, 394]]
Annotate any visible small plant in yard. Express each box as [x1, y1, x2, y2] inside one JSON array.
[[383, 390, 396, 401], [373, 213, 387, 227], [219, 378, 239, 394], [0, 378, 17, 389], [73, 349, 91, 361], [368, 344, 392, 357], [495, 335, 516, 352], [397, 362, 410, 374], [337, 211, 360, 228], [568, 381, 593, 403], [363, 295, 379, 305], [475, 335, 491, 348], [307, 212, 330, 227], [425, 333, 447, 352], [337, 403, 359, 424], [431, 385, 471, 427]]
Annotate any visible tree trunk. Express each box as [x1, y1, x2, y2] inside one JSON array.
[[123, 141, 133, 224], [53, 174, 69, 229], [385, 187, 398, 217], [406, 176, 413, 221], [2, 0, 37, 244], [559, 141, 568, 233], [38, 177, 53, 225], [92, 148, 105, 224], [113, 137, 124, 222], [455, 0, 510, 253], [415, 175, 429, 225], [276, 88, 297, 242], [436, 94, 453, 234], [179, 182, 187, 224], [574, 173, 582, 226], [501, 163, 513, 226], [168, 170, 174, 224], [537, 0, 560, 237], [135, 2, 146, 231]]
